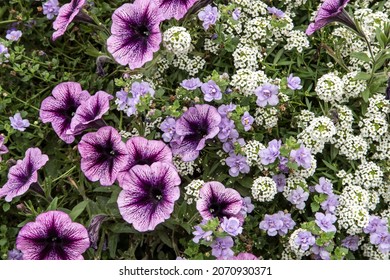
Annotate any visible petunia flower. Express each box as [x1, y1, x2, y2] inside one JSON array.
[[40, 82, 90, 144], [117, 136, 173, 186], [230, 252, 258, 260], [171, 104, 221, 162], [0, 148, 49, 202], [0, 135, 8, 161], [78, 126, 129, 186], [117, 162, 181, 232], [107, 0, 164, 70], [52, 0, 87, 41], [16, 211, 90, 260], [156, 0, 198, 20], [196, 181, 243, 221]]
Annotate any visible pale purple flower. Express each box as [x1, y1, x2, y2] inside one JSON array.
[[315, 177, 333, 195], [0, 43, 10, 64], [78, 126, 129, 186], [287, 187, 309, 210], [43, 0, 60, 20], [198, 5, 219, 30], [192, 224, 213, 243], [278, 156, 289, 173], [311, 244, 331, 260], [232, 8, 241, 20], [218, 103, 236, 116], [118, 162, 181, 232], [156, 0, 197, 20], [0, 148, 48, 202], [370, 229, 390, 254], [231, 252, 258, 260], [218, 118, 237, 142], [225, 153, 250, 177], [9, 113, 30, 131], [181, 78, 202, 90], [294, 231, 315, 251], [364, 215, 388, 234], [107, 0, 163, 70], [279, 212, 296, 236], [315, 212, 337, 232], [16, 211, 90, 260], [87, 214, 107, 250], [8, 249, 23, 260], [272, 174, 286, 192], [259, 214, 283, 236], [52, 0, 86, 41], [196, 181, 243, 221], [341, 235, 359, 251], [255, 84, 279, 107], [259, 139, 281, 165], [267, 7, 285, 18], [221, 217, 243, 236], [287, 74, 302, 90], [130, 81, 155, 100], [201, 80, 222, 102], [240, 196, 254, 216], [320, 193, 339, 214], [241, 112, 254, 131], [211, 236, 234, 260], [0, 135, 8, 161], [160, 117, 176, 142], [290, 145, 312, 169], [6, 30, 22, 41]]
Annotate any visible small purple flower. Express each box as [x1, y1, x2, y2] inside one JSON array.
[[201, 80, 222, 102], [118, 162, 181, 232], [279, 211, 296, 236], [8, 249, 23, 260], [0, 43, 10, 64], [232, 8, 241, 20], [363, 215, 388, 234], [231, 252, 258, 260], [240, 196, 254, 216], [43, 0, 60, 20], [192, 224, 213, 243], [278, 156, 289, 173], [255, 84, 279, 107], [267, 7, 285, 18], [272, 174, 286, 192], [16, 211, 90, 260], [171, 104, 221, 162], [370, 229, 390, 254], [311, 244, 331, 260], [287, 187, 309, 210], [0, 148, 48, 202], [160, 117, 176, 142], [241, 112, 254, 131], [315, 177, 333, 195], [107, 0, 163, 70], [211, 236, 234, 260], [52, 0, 86, 41], [294, 230, 315, 251], [78, 126, 129, 186], [218, 117, 237, 142], [156, 0, 197, 20], [320, 193, 339, 214], [196, 181, 243, 221], [290, 145, 312, 169], [0, 135, 8, 161], [221, 217, 243, 236], [198, 5, 219, 30], [287, 74, 303, 90], [181, 78, 203, 90], [315, 212, 337, 232], [218, 103, 236, 116], [259, 139, 281, 165], [130, 81, 155, 100], [342, 235, 359, 251], [9, 113, 30, 131], [6, 30, 22, 41], [259, 214, 283, 236], [88, 214, 107, 250], [225, 153, 250, 177]]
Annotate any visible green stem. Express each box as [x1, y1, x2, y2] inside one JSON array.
[[0, 20, 17, 25], [52, 166, 76, 183], [11, 96, 40, 111]]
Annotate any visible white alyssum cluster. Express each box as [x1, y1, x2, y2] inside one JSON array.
[[283, 175, 308, 198], [338, 134, 368, 160], [296, 110, 315, 129], [355, 161, 384, 189], [254, 107, 279, 129], [204, 38, 219, 54], [315, 72, 344, 103], [242, 17, 269, 43], [372, 133, 390, 160], [233, 0, 268, 18], [232, 43, 262, 70], [362, 243, 389, 260], [163, 27, 192, 56], [144, 117, 163, 136], [359, 113, 388, 142], [172, 54, 206, 76], [184, 180, 205, 205], [242, 140, 266, 168], [341, 71, 367, 101], [230, 69, 270, 96], [173, 156, 198, 176], [293, 157, 317, 179], [252, 176, 277, 202], [284, 30, 310, 53], [119, 128, 139, 139]]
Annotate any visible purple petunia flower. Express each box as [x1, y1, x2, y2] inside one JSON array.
[[218, 103, 236, 116], [231, 252, 258, 260], [0, 148, 48, 202], [241, 112, 254, 131], [369, 229, 390, 254], [78, 126, 129, 186], [117, 162, 181, 232], [52, 0, 86, 41], [117, 136, 173, 186], [198, 5, 219, 30], [272, 174, 286, 192], [315, 212, 337, 232], [107, 0, 163, 70], [287, 187, 309, 210], [16, 211, 90, 260], [192, 223, 213, 243], [315, 177, 333, 195], [9, 113, 30, 132], [211, 236, 234, 260], [225, 153, 250, 177], [240, 196, 254, 216], [68, 91, 113, 135], [232, 8, 241, 21], [171, 104, 221, 162], [287, 74, 302, 90], [255, 84, 279, 107], [259, 213, 283, 236], [290, 145, 312, 169], [294, 230, 315, 251], [311, 244, 331, 260], [341, 235, 360, 251], [160, 117, 177, 142], [320, 193, 339, 214], [180, 78, 203, 90], [306, 0, 356, 36], [6, 30, 22, 41], [363, 215, 388, 234], [197, 181, 243, 221], [40, 82, 90, 144], [8, 249, 23, 260], [221, 217, 243, 236], [201, 80, 222, 102], [156, 0, 197, 20], [0, 135, 8, 161], [259, 139, 282, 165], [267, 7, 285, 18], [43, 0, 60, 20]]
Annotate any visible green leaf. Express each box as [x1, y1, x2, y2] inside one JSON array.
[[47, 197, 59, 211], [354, 72, 371, 80], [69, 200, 89, 221], [310, 202, 320, 212], [321, 160, 338, 172], [158, 231, 172, 248], [2, 203, 10, 212], [350, 52, 371, 63], [108, 233, 119, 259]]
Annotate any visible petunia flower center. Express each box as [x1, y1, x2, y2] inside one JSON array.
[[209, 200, 224, 217], [133, 24, 150, 38], [150, 188, 163, 201]]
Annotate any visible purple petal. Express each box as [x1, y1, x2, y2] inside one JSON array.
[[52, 0, 86, 41], [156, 0, 198, 20]]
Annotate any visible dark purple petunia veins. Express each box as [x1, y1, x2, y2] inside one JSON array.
[[52, 0, 86, 41], [156, 0, 198, 20]]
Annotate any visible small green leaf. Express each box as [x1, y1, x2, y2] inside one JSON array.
[[2, 203, 10, 212], [47, 197, 59, 211], [69, 200, 88, 220], [350, 52, 371, 63]]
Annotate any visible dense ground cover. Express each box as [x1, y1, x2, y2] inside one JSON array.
[[0, 0, 389, 260]]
